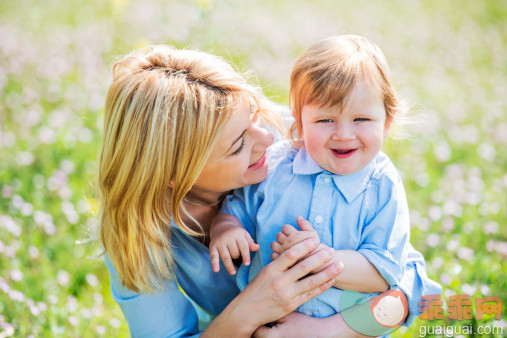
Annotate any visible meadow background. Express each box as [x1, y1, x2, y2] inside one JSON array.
[[0, 0, 506, 336]]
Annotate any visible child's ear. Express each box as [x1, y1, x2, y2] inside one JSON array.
[[168, 179, 175, 188]]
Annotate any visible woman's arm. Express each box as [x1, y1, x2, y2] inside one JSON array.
[[272, 218, 389, 293], [107, 238, 341, 337], [202, 238, 342, 337]]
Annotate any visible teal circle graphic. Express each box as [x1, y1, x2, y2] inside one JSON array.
[[340, 290, 399, 336]]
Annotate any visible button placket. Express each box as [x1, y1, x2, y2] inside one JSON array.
[[308, 174, 333, 246]]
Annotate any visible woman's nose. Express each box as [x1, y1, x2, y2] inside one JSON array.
[[252, 126, 274, 152]]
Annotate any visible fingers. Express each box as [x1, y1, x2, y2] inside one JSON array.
[[237, 238, 251, 266], [296, 216, 314, 231], [246, 232, 260, 252], [286, 245, 335, 282], [292, 262, 343, 308], [218, 246, 236, 275], [281, 224, 297, 236], [271, 241, 282, 254], [210, 246, 220, 272], [273, 238, 319, 273]]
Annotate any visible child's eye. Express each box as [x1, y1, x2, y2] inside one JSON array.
[[317, 119, 333, 123], [354, 117, 370, 122], [231, 138, 245, 156]]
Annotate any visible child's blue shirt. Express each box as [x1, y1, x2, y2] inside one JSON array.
[[221, 140, 438, 319]]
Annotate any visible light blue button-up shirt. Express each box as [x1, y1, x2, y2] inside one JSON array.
[[105, 144, 441, 336], [222, 140, 441, 320]]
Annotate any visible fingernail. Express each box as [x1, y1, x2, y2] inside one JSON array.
[[245, 261, 250, 266], [297, 216, 302, 221], [327, 247, 335, 255]]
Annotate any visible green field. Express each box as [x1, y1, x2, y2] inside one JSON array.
[[0, 0, 505, 336]]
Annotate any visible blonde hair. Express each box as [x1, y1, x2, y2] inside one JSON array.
[[98, 45, 281, 293], [289, 35, 406, 146]]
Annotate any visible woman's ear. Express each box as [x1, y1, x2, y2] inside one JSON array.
[[168, 179, 175, 188]]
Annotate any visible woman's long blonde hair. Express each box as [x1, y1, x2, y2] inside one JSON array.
[[98, 45, 281, 293]]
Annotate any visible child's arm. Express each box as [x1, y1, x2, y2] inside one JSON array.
[[271, 217, 388, 293], [209, 213, 260, 275]]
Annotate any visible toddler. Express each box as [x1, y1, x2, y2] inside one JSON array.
[[210, 35, 440, 320]]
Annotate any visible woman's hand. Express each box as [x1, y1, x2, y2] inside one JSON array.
[[205, 238, 343, 337], [253, 312, 369, 338], [270, 216, 319, 261]]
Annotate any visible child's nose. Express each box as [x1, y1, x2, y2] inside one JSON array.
[[332, 123, 354, 140]]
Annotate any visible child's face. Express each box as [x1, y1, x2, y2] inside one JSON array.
[[300, 83, 389, 176]]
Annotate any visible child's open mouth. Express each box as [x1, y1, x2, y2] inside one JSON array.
[[331, 148, 357, 158]]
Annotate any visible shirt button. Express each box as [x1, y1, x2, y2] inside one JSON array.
[[324, 177, 332, 183], [315, 215, 324, 224]]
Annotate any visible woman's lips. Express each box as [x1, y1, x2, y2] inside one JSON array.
[[248, 152, 267, 170], [331, 148, 357, 159]]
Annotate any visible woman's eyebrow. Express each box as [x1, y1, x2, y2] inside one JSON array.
[[225, 129, 247, 154]]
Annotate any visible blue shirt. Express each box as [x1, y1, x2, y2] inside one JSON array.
[[105, 224, 239, 337], [105, 144, 441, 336], [221, 141, 441, 319]]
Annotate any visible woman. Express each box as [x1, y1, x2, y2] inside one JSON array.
[[98, 45, 435, 337]]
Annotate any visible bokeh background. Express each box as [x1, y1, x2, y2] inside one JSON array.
[[0, 0, 506, 336]]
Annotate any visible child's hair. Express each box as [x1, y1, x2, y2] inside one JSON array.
[[289, 35, 407, 146], [98, 45, 282, 293]]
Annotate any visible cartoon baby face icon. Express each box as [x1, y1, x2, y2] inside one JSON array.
[[370, 289, 409, 327]]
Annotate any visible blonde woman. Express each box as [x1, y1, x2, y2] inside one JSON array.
[[99, 46, 427, 337]]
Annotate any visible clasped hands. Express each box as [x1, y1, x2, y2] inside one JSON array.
[[210, 215, 344, 276]]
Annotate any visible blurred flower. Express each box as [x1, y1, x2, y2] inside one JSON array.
[[57, 270, 70, 286], [434, 141, 451, 162], [484, 221, 498, 234], [0, 322, 15, 337], [68, 316, 79, 326], [431, 257, 443, 269], [480, 284, 490, 295], [15, 152, 34, 166], [38, 126, 56, 144], [462, 283, 476, 296], [1, 185, 12, 198], [60, 160, 75, 174], [457, 247, 474, 260], [85, 274, 99, 288], [66, 296, 77, 312], [110, 318, 121, 328], [440, 273, 451, 286], [446, 239, 459, 252], [28, 246, 39, 259], [428, 205, 442, 221], [477, 143, 496, 161], [10, 270, 22, 282], [95, 326, 106, 335], [426, 233, 439, 247], [9, 290, 25, 302], [48, 295, 58, 304], [0, 215, 21, 237]]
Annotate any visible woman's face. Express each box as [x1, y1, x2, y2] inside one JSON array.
[[191, 100, 274, 197]]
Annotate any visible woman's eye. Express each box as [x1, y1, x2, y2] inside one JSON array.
[[231, 138, 245, 156], [354, 117, 370, 122]]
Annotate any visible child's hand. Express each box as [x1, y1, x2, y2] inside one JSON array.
[[209, 223, 260, 275], [270, 216, 320, 260]]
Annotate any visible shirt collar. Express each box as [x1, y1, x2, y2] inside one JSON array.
[[293, 147, 375, 203]]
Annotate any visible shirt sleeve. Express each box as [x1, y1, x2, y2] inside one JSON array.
[[105, 256, 202, 338], [357, 174, 410, 290], [398, 244, 443, 326], [219, 183, 264, 237]]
